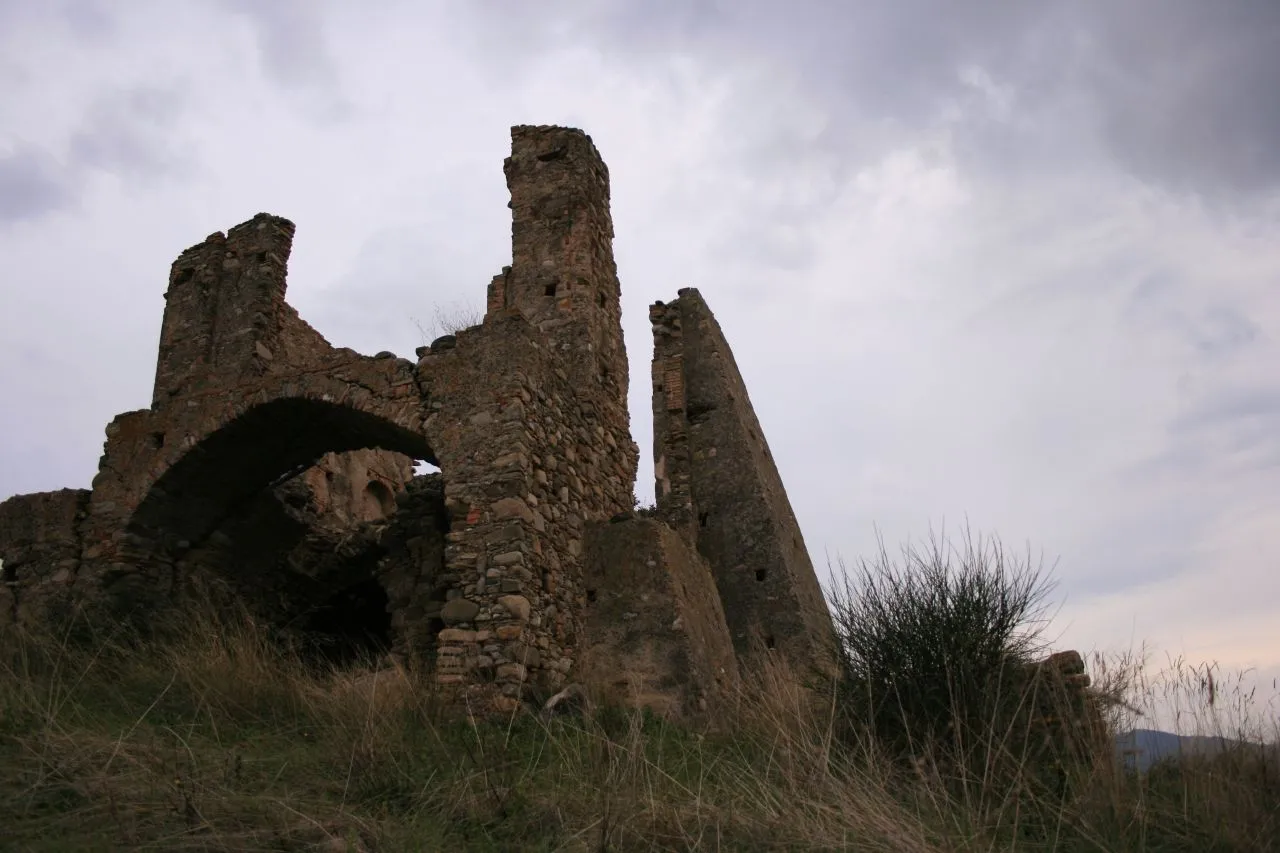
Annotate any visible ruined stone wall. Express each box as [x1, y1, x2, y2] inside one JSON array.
[[87, 224, 434, 596], [295, 450, 414, 525], [580, 517, 741, 719], [75, 350, 434, 619], [0, 124, 838, 720], [421, 309, 638, 706], [0, 489, 89, 630], [153, 215, 335, 407], [419, 126, 639, 708], [1026, 650, 1108, 763], [487, 126, 629, 404], [651, 289, 838, 681], [377, 473, 448, 661]]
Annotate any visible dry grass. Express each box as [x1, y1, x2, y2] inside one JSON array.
[[1, 599, 1278, 852], [412, 301, 486, 345]]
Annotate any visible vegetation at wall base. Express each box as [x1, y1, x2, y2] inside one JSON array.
[[2, 531, 1278, 851]]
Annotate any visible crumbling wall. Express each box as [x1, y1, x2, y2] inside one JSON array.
[[1025, 650, 1108, 764], [153, 214, 332, 406], [487, 125, 629, 410], [415, 125, 639, 708], [1, 124, 839, 720], [295, 450, 414, 524], [75, 357, 435, 620], [377, 473, 449, 662], [650, 289, 838, 681], [0, 450, 414, 641], [0, 489, 89, 630], [49, 126, 639, 712], [580, 517, 741, 719], [419, 308, 638, 706]]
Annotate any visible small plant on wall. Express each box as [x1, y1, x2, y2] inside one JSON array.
[[412, 300, 485, 345]]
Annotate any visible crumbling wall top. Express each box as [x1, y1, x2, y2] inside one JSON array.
[[153, 213, 330, 406], [489, 125, 630, 409]]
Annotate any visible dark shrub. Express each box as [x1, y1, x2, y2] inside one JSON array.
[[829, 526, 1058, 781]]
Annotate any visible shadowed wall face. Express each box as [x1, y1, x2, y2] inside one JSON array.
[[651, 289, 839, 680], [581, 516, 742, 719], [0, 489, 89, 630], [153, 215, 297, 405]]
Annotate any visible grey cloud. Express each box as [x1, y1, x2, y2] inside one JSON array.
[[1087, 0, 1280, 197], [217, 0, 351, 118], [300, 209, 505, 358], [547, 0, 1048, 117], [1118, 381, 1280, 508], [56, 0, 114, 40], [0, 85, 192, 227], [68, 86, 190, 178], [1186, 306, 1262, 359], [1125, 277, 1264, 361], [1171, 387, 1280, 435], [477, 0, 1280, 198], [0, 150, 77, 223], [0, 0, 113, 40]]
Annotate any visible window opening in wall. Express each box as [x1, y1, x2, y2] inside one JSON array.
[[755, 568, 767, 582], [598, 291, 607, 307], [256, 252, 268, 264], [765, 635, 776, 650], [175, 267, 194, 284], [544, 282, 557, 297], [149, 432, 165, 449], [698, 512, 709, 527], [363, 479, 396, 518], [586, 588, 597, 603]]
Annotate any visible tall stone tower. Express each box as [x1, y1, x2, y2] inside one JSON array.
[[486, 126, 630, 414]]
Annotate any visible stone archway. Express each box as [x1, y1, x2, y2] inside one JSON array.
[[128, 396, 435, 553], [115, 395, 446, 664]]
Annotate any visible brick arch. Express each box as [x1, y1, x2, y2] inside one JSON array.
[[79, 364, 455, 627], [127, 392, 435, 553]]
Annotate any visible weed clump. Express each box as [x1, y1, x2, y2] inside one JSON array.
[[830, 527, 1056, 764]]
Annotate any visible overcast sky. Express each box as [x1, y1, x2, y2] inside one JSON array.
[[2, 0, 1278, 729]]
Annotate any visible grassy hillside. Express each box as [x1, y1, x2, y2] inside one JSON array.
[[3, 534, 1278, 851]]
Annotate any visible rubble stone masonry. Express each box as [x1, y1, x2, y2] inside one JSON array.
[[0, 125, 839, 718], [650, 291, 838, 681]]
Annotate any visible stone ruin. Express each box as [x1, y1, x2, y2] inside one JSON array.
[[0, 125, 840, 717]]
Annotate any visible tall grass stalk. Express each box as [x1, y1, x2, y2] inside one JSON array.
[[1, 547, 1277, 850]]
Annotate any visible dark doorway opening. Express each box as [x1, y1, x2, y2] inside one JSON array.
[[296, 577, 393, 667]]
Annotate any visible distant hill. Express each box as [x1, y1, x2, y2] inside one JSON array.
[[1115, 728, 1243, 772]]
